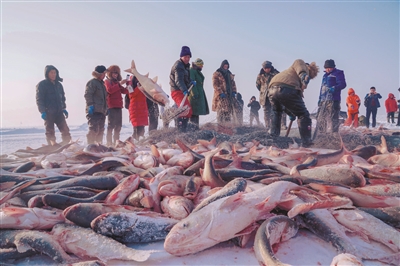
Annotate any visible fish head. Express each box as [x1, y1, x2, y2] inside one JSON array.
[[164, 210, 213, 256]]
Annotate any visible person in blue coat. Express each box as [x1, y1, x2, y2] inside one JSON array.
[[317, 59, 347, 133], [364, 86, 382, 128]]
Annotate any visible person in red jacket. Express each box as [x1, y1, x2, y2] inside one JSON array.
[[344, 88, 361, 127], [385, 93, 398, 124], [104, 65, 129, 146], [128, 76, 149, 140]]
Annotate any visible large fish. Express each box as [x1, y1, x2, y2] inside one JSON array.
[[104, 174, 140, 204], [161, 195, 194, 220], [309, 183, 400, 208], [63, 202, 142, 228], [164, 181, 299, 256], [358, 206, 400, 228], [42, 190, 110, 210], [201, 149, 226, 188], [331, 208, 400, 252], [254, 215, 299, 266], [0, 207, 64, 229], [91, 211, 178, 243], [124, 60, 170, 107], [51, 223, 153, 262]]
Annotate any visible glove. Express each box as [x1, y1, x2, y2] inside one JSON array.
[[232, 92, 237, 98], [63, 109, 68, 119], [88, 105, 94, 115], [183, 90, 188, 96], [300, 73, 310, 86], [328, 87, 335, 93], [190, 80, 197, 86], [41, 112, 47, 120], [220, 93, 226, 99], [289, 115, 296, 121]]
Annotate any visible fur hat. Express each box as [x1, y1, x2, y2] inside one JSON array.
[[44, 65, 63, 82], [92, 65, 107, 78], [262, 61, 273, 69], [193, 58, 204, 67], [106, 65, 122, 81], [324, 59, 336, 68], [307, 62, 319, 79], [180, 46, 192, 58]]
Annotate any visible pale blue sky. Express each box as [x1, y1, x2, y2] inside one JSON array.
[[1, 0, 399, 128]]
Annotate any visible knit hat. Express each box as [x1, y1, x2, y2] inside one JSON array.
[[193, 58, 204, 67], [324, 59, 336, 68], [180, 46, 192, 58], [262, 61, 272, 69], [94, 65, 107, 74]]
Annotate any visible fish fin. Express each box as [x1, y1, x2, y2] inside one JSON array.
[[144, 72, 149, 77], [233, 223, 259, 237], [378, 135, 389, 154], [217, 192, 244, 212], [152, 76, 158, 83], [229, 154, 242, 169], [255, 196, 270, 210], [131, 59, 136, 69]]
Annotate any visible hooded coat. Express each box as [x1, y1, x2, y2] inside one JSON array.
[[385, 93, 398, 113], [269, 59, 319, 93], [212, 60, 238, 112], [129, 85, 149, 127], [105, 65, 128, 109], [345, 88, 361, 114], [36, 65, 67, 114], [189, 64, 209, 115]]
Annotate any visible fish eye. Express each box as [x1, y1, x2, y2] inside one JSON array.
[[182, 222, 189, 228]]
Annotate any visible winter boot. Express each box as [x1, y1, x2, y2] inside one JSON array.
[[298, 118, 313, 147], [270, 111, 282, 137]]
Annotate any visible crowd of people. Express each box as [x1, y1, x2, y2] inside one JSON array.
[[35, 47, 400, 147]]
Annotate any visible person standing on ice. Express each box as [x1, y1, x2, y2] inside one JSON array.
[[317, 59, 347, 133], [247, 96, 261, 126], [384, 92, 397, 124], [169, 46, 194, 132], [188, 58, 209, 130], [212, 59, 239, 125], [256, 61, 283, 130], [128, 76, 149, 140], [36, 65, 71, 145], [84, 65, 108, 144], [104, 65, 129, 146], [343, 88, 361, 127], [397, 88, 400, 127], [268, 59, 319, 147], [364, 86, 382, 128], [235, 93, 244, 126]]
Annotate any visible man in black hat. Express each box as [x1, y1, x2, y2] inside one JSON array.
[[316, 59, 347, 134], [36, 65, 71, 145], [84, 65, 108, 144]]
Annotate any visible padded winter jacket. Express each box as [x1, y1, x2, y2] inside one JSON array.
[[385, 93, 398, 113], [345, 88, 360, 114], [319, 68, 347, 102], [269, 59, 311, 93], [36, 65, 66, 114], [84, 78, 108, 115], [170, 59, 191, 93], [129, 87, 149, 127], [105, 78, 128, 109], [364, 92, 382, 109], [256, 68, 279, 106]]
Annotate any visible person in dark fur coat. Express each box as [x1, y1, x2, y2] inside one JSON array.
[[212, 59, 239, 125]]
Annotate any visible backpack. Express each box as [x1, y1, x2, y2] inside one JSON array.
[[124, 94, 130, 109]]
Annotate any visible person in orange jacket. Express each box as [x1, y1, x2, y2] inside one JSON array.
[[385, 93, 398, 123], [344, 88, 361, 127]]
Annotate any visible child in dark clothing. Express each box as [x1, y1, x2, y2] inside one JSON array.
[[247, 96, 261, 126]]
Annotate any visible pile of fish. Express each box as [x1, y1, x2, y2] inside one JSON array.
[[0, 134, 399, 265]]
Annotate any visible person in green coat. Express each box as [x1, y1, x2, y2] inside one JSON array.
[[189, 58, 210, 129]]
